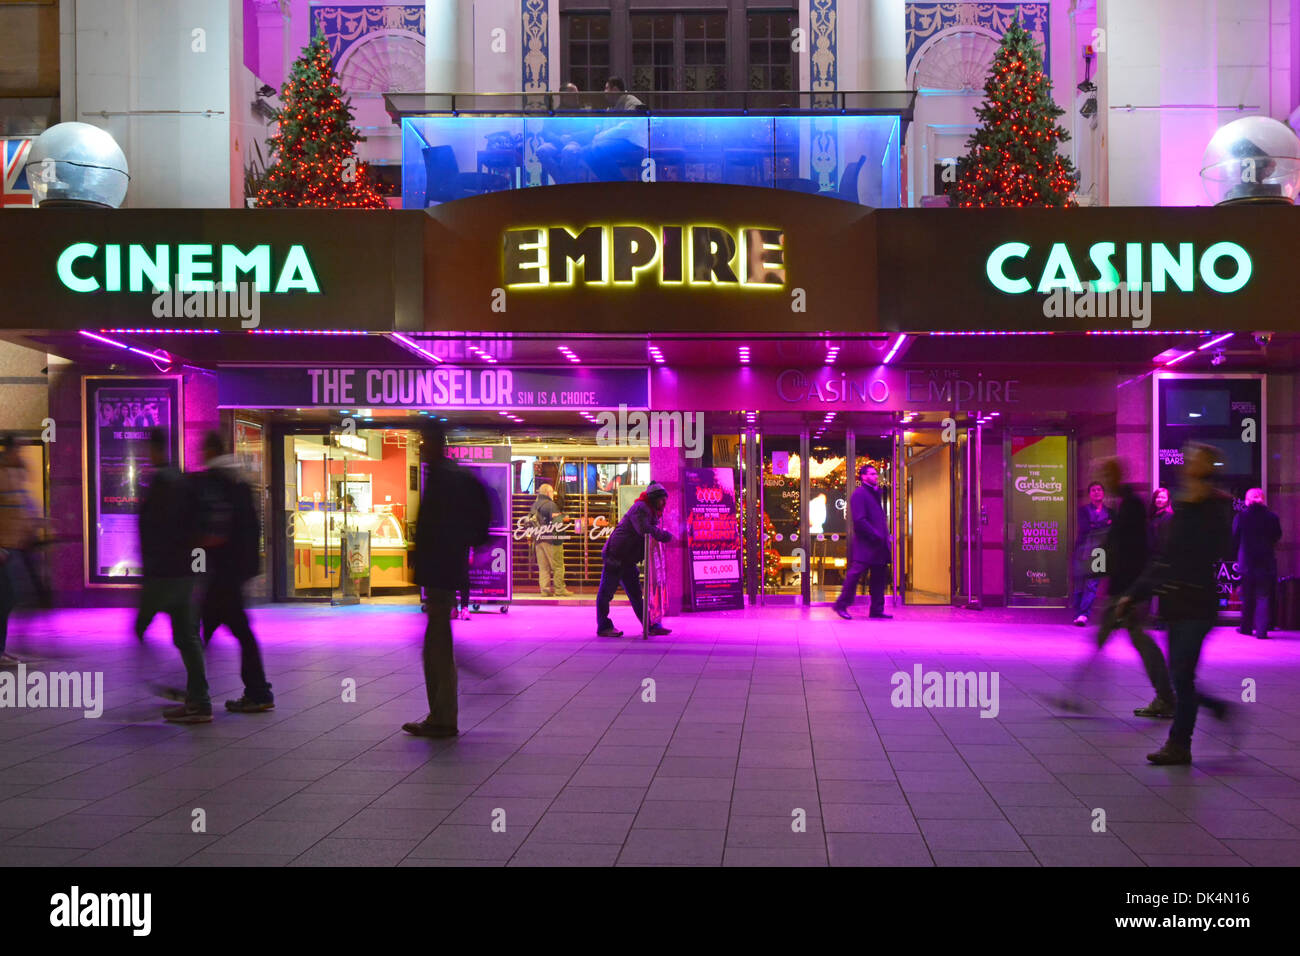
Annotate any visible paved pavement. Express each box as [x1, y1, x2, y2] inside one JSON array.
[[1, 602, 1297, 866]]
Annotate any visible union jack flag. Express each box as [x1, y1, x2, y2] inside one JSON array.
[[2, 138, 35, 208]]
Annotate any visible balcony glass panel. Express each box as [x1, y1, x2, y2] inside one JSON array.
[[400, 110, 902, 208]]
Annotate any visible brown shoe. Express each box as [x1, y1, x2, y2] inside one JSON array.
[[1134, 698, 1175, 718], [402, 719, 458, 738], [1146, 742, 1192, 765]]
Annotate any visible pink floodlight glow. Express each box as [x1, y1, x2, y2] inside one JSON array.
[[882, 333, 907, 364], [1162, 349, 1198, 367], [79, 329, 169, 362], [390, 332, 443, 363], [1196, 332, 1234, 351]]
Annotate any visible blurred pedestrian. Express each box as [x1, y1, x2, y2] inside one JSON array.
[[193, 431, 273, 712], [1071, 479, 1113, 625], [1053, 459, 1174, 718], [596, 481, 672, 637], [0, 435, 38, 667], [1233, 487, 1281, 639], [137, 429, 210, 723], [1126, 443, 1235, 765], [405, 423, 491, 738], [833, 462, 892, 621]]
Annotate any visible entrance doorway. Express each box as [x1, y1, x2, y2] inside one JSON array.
[[735, 413, 897, 607], [896, 414, 984, 608]]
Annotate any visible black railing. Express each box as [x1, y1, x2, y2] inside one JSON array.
[[383, 90, 917, 122]]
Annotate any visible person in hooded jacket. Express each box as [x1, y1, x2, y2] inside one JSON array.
[[193, 431, 273, 712], [596, 480, 672, 637]]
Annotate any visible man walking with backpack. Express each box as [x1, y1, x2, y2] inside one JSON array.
[[194, 431, 273, 713], [405, 423, 491, 738]]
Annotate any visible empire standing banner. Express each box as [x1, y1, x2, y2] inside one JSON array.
[[82, 375, 183, 585], [1006, 434, 1070, 607], [461, 456, 512, 605], [1154, 374, 1265, 614], [684, 467, 744, 611]]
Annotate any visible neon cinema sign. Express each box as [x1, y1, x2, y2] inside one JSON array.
[[985, 241, 1252, 295], [55, 243, 321, 293], [503, 224, 786, 288]]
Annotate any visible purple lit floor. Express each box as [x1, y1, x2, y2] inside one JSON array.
[[1, 602, 1298, 867]]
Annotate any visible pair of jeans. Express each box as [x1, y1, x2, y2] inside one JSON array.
[[1072, 577, 1101, 617], [835, 560, 887, 616], [1166, 618, 1221, 751], [137, 576, 209, 709], [1089, 596, 1174, 703], [1239, 565, 1275, 638], [536, 542, 567, 595], [596, 561, 643, 632], [0, 556, 14, 655], [201, 576, 272, 703], [422, 589, 458, 729]]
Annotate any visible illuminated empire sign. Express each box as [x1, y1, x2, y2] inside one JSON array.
[[503, 224, 785, 288], [985, 241, 1252, 295], [55, 243, 321, 293]]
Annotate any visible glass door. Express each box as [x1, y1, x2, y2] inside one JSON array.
[[807, 430, 850, 604]]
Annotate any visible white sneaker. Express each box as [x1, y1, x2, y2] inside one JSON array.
[[1073, 615, 1088, 626], [459, 608, 471, 620]]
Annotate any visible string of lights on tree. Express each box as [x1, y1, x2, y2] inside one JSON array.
[[255, 30, 388, 209], [950, 19, 1079, 208]]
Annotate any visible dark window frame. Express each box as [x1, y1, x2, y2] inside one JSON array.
[[559, 1, 797, 98]]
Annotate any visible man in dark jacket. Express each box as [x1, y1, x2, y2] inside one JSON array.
[[1056, 459, 1174, 718], [193, 431, 273, 712], [405, 423, 490, 738], [1125, 443, 1234, 766], [1233, 487, 1282, 639], [596, 480, 673, 637], [833, 463, 891, 620], [136, 429, 210, 723]]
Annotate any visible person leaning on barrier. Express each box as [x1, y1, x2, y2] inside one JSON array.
[[596, 480, 672, 638]]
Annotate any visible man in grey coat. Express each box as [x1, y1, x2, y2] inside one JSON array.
[[833, 462, 892, 620]]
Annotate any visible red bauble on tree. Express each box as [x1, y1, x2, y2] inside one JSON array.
[[256, 30, 388, 209], [950, 19, 1079, 208]]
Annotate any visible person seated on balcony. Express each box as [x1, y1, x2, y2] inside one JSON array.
[[581, 77, 648, 182], [537, 83, 594, 185]]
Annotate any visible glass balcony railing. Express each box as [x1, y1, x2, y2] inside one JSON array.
[[384, 91, 913, 210]]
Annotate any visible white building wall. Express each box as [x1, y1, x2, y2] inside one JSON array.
[[1102, 0, 1291, 206], [63, 0, 233, 209]]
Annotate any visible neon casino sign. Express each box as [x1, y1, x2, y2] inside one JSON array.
[[503, 224, 785, 288], [985, 241, 1252, 295]]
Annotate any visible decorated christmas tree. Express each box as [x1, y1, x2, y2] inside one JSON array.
[[950, 20, 1078, 208], [761, 512, 783, 589], [256, 30, 388, 209]]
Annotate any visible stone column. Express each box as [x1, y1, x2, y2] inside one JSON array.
[[426, 0, 460, 93]]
